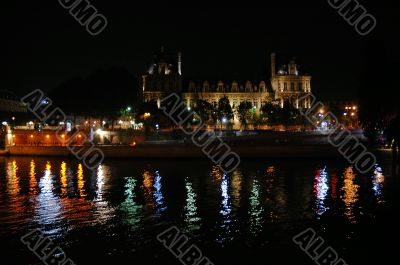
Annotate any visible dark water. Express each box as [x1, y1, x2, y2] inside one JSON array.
[[0, 152, 398, 265]]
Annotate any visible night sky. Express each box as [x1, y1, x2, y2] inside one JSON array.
[[4, 1, 400, 101]]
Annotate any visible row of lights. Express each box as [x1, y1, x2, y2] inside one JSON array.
[[13, 134, 82, 139], [345, 106, 357, 110]]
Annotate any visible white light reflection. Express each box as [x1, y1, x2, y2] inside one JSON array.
[[184, 177, 201, 232], [93, 164, 115, 225], [314, 167, 329, 217], [36, 162, 63, 236], [216, 171, 234, 244]]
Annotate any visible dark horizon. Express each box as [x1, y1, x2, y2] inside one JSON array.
[[4, 2, 400, 102]]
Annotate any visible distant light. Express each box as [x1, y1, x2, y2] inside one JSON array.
[[253, 105, 257, 109], [118, 120, 123, 124], [102, 121, 106, 125], [85, 121, 88, 124], [344, 112, 347, 116], [93, 121, 97, 124], [12, 117, 15, 121], [96, 129, 106, 136], [59, 121, 65, 125], [46, 135, 50, 139], [222, 117, 228, 124], [156, 124, 159, 130], [61, 134, 65, 138], [319, 109, 324, 114], [351, 112, 355, 116], [30, 135, 34, 138], [12, 135, 16, 138], [353, 106, 356, 110], [345, 107, 348, 110], [78, 134, 82, 138], [127, 106, 132, 112], [130, 120, 135, 125], [28, 121, 34, 125], [187, 106, 191, 111], [2, 121, 7, 126]]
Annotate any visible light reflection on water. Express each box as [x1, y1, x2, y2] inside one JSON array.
[[314, 167, 329, 217], [0, 156, 391, 254], [342, 166, 359, 223], [216, 169, 233, 243], [35, 162, 63, 236], [184, 177, 201, 232], [248, 178, 264, 236], [372, 165, 385, 203]]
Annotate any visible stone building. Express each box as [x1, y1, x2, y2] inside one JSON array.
[[142, 48, 312, 112]]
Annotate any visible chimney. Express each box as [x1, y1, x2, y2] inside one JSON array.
[[271, 52, 276, 78], [178, 52, 182, 76]]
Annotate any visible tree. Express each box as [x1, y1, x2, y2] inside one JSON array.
[[217, 96, 233, 123], [278, 101, 301, 125], [236, 101, 253, 129], [261, 102, 280, 125], [194, 99, 214, 124]]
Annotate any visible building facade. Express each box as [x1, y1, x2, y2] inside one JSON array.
[[142, 49, 312, 112]]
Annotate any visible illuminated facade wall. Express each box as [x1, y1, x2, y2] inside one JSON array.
[[142, 50, 312, 111]]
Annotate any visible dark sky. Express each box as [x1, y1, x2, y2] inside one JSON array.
[[4, 1, 400, 101]]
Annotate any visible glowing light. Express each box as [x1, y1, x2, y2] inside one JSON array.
[[96, 129, 106, 136], [249, 178, 264, 235], [12, 135, 16, 138], [351, 112, 355, 116], [314, 167, 329, 217], [60, 162, 67, 195], [222, 117, 227, 124], [46, 135, 50, 139], [154, 171, 166, 214], [342, 166, 359, 223], [12, 117, 15, 121], [184, 177, 201, 231], [319, 109, 324, 114], [187, 106, 191, 111], [353, 106, 356, 110], [78, 134, 82, 138], [118, 120, 123, 124], [1, 121, 7, 126], [155, 124, 159, 130], [344, 112, 347, 116], [61, 134, 65, 138], [127, 106, 131, 112], [144, 112, 151, 119], [77, 164, 86, 197], [30, 135, 34, 138], [372, 165, 385, 202]]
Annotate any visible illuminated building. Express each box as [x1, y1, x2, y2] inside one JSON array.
[[142, 48, 312, 114]]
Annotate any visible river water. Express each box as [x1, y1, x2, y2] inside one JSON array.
[[0, 152, 398, 264]]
